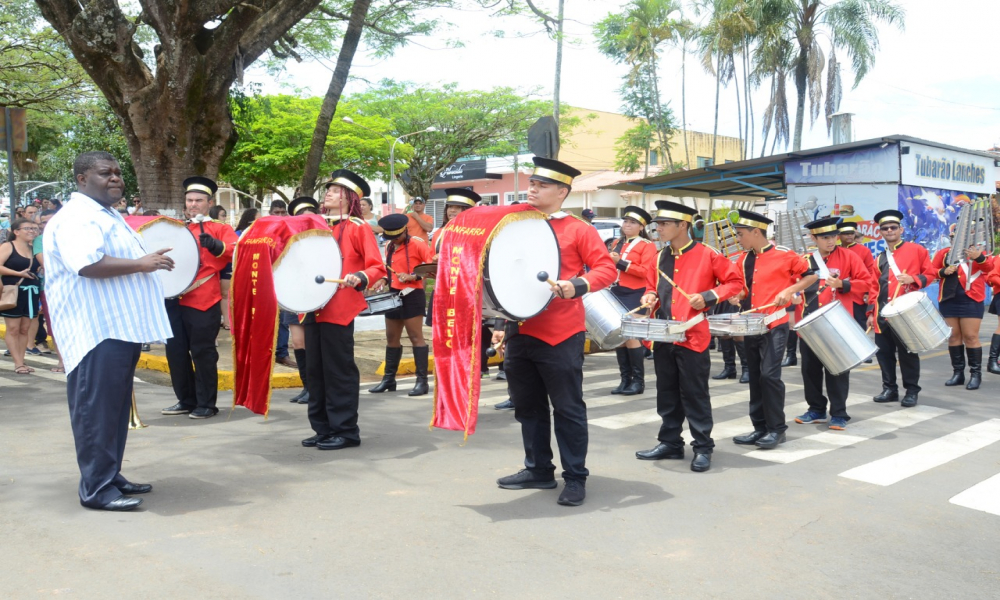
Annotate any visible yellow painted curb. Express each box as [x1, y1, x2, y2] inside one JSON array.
[[375, 339, 598, 376], [135, 352, 302, 391]]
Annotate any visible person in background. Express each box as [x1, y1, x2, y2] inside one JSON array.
[[24, 204, 39, 223], [128, 196, 144, 216], [269, 200, 288, 217], [283, 196, 324, 405], [235, 208, 259, 236], [405, 196, 433, 242], [360, 197, 382, 235], [581, 208, 595, 224], [209, 205, 232, 331], [26, 210, 56, 357], [50, 198, 63, 211], [986, 259, 1000, 375], [15, 207, 25, 219], [0, 218, 41, 375]]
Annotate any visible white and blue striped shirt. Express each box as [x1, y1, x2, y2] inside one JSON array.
[[43, 192, 172, 374]]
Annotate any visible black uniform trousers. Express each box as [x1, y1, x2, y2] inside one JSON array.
[[653, 342, 714, 453], [506, 332, 588, 482], [745, 323, 788, 434], [304, 321, 361, 442], [164, 299, 222, 411], [800, 339, 851, 420], [875, 318, 921, 394], [852, 302, 867, 329], [67, 339, 141, 507]]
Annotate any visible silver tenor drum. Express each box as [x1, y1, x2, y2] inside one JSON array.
[[583, 289, 629, 349], [793, 301, 876, 375], [708, 313, 768, 336], [273, 231, 343, 312], [360, 292, 404, 316], [482, 218, 560, 320], [620, 314, 687, 343], [880, 292, 950, 353]]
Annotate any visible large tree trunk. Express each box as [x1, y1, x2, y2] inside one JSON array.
[[681, 39, 690, 169], [552, 0, 565, 147], [299, 0, 372, 196], [792, 44, 809, 151], [36, 0, 325, 213]]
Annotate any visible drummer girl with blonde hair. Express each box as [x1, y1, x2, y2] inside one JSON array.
[[607, 206, 657, 396], [299, 170, 386, 451]]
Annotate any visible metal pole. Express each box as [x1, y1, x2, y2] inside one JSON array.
[[389, 137, 399, 213], [5, 107, 15, 210], [512, 154, 519, 205]]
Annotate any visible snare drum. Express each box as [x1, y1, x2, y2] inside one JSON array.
[[360, 292, 403, 316], [128, 217, 200, 298], [880, 292, 950, 353], [272, 231, 343, 312], [708, 313, 768, 336], [621, 314, 687, 343], [482, 218, 561, 320]]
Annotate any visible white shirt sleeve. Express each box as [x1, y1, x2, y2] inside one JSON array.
[[53, 220, 107, 275]]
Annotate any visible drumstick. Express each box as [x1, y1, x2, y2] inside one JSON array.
[[625, 303, 652, 316], [657, 269, 693, 300], [740, 300, 780, 315], [891, 270, 907, 302], [314, 275, 347, 285]]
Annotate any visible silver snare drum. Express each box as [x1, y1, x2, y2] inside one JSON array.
[[360, 292, 403, 316], [793, 301, 876, 375], [880, 292, 950, 353], [621, 315, 687, 343], [583, 289, 629, 349], [708, 313, 768, 336]]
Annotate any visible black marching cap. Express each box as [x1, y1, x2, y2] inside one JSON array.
[[326, 169, 371, 198], [183, 176, 218, 196], [289, 196, 320, 216], [379, 213, 410, 237], [530, 157, 582, 186]]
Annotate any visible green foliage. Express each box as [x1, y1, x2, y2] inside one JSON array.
[[614, 123, 656, 174]]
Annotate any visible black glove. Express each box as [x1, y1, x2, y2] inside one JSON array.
[[199, 233, 224, 256]]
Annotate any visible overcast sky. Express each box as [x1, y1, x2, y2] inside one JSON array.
[[247, 0, 1000, 158]]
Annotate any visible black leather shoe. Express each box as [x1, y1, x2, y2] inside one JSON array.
[[900, 392, 918, 408], [161, 402, 193, 415], [780, 354, 797, 367], [873, 389, 899, 403], [557, 480, 586, 506], [712, 365, 736, 380], [118, 482, 152, 494], [494, 399, 515, 410], [690, 453, 711, 472], [733, 430, 767, 445], [296, 391, 310, 405], [89, 496, 143, 511], [316, 436, 361, 450], [289, 389, 306, 403], [755, 431, 787, 449], [189, 407, 218, 419], [497, 469, 557, 490], [739, 368, 750, 384], [635, 443, 684, 460], [863, 358, 873, 364], [301, 433, 329, 447]]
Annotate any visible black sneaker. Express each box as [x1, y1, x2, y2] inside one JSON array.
[[161, 403, 192, 415], [188, 407, 218, 419], [495, 371, 507, 381], [494, 399, 515, 410], [497, 469, 557, 490], [557, 480, 586, 506]]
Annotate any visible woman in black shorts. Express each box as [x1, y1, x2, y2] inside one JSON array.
[[0, 218, 42, 374]]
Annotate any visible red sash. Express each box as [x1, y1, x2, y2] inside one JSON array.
[[431, 204, 545, 438]]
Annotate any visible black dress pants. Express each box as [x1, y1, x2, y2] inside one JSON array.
[[67, 339, 141, 507], [653, 342, 714, 453], [744, 323, 788, 434], [506, 332, 588, 482], [800, 339, 851, 420], [164, 299, 222, 410], [304, 321, 361, 442], [875, 319, 921, 394], [852, 302, 868, 329]]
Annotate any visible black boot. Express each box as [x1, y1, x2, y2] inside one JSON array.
[[966, 346, 982, 390], [291, 348, 309, 403], [989, 334, 1000, 375], [369, 346, 402, 393], [708, 337, 716, 351], [611, 347, 631, 394], [781, 332, 798, 367], [408, 345, 430, 396], [945, 345, 965, 387], [712, 338, 736, 379], [621, 347, 645, 395], [736, 340, 749, 384]]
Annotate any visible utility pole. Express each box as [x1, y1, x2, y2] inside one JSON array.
[[4, 108, 15, 210]]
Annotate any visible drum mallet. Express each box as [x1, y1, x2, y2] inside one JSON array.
[[536, 271, 559, 286], [193, 213, 208, 235], [658, 269, 694, 301], [314, 275, 347, 285], [485, 332, 506, 358]]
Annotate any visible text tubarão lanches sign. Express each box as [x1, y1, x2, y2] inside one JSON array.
[[784, 145, 900, 185], [900, 142, 997, 195]]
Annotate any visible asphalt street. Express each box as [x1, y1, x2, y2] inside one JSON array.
[[2, 340, 999, 599]]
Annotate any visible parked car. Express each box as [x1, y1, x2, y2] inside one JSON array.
[[592, 218, 622, 248]]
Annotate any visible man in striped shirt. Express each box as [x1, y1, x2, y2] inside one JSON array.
[[43, 151, 174, 512]]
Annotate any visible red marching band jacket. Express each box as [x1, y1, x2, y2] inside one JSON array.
[[386, 236, 433, 290], [611, 236, 657, 290], [518, 213, 618, 346], [313, 217, 387, 327], [794, 246, 873, 321], [179, 219, 238, 311], [988, 255, 1000, 296], [842, 242, 878, 299], [737, 244, 811, 330], [931, 247, 993, 304], [643, 240, 743, 353], [868, 240, 937, 334]]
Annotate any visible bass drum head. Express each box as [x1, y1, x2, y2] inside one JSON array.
[[484, 218, 560, 320], [137, 219, 199, 298], [273, 233, 343, 312]]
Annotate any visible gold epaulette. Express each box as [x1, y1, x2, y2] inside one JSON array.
[[349, 217, 366, 227], [570, 214, 591, 225]]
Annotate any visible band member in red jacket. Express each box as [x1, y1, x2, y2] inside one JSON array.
[[792, 217, 873, 431], [607, 205, 657, 396], [301, 170, 387, 451], [838, 221, 878, 327], [728, 210, 816, 449], [161, 177, 238, 420], [493, 157, 617, 507], [986, 259, 1000, 375], [637, 201, 742, 473], [867, 209, 937, 407], [932, 226, 993, 390]]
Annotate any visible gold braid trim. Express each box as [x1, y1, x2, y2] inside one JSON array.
[[134, 215, 185, 233]]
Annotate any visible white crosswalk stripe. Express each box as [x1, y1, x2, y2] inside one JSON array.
[[745, 404, 952, 464], [0, 361, 68, 383], [0, 375, 28, 387], [839, 419, 1000, 485], [949, 473, 1000, 517]]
